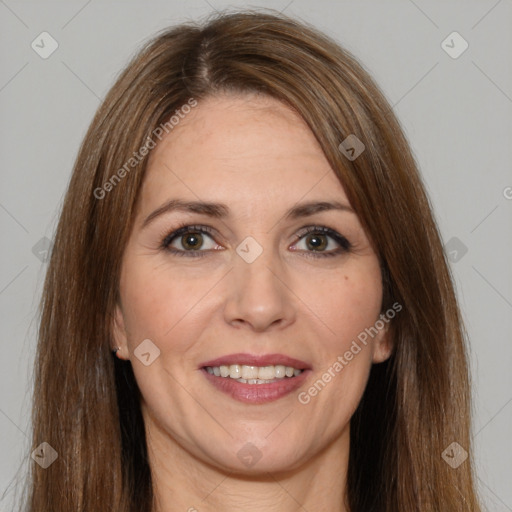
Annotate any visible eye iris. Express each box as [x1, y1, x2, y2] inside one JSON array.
[[306, 233, 327, 251], [182, 232, 202, 250]]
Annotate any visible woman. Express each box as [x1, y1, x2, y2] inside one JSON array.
[[25, 10, 482, 512]]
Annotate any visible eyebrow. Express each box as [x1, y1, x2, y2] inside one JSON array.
[[141, 199, 354, 228]]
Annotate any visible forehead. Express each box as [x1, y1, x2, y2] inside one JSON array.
[[141, 94, 349, 211]]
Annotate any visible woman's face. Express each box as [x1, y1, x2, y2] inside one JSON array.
[[113, 93, 391, 474]]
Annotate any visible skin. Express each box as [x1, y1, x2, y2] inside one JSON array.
[[112, 93, 392, 512]]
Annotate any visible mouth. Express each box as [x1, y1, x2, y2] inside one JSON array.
[[203, 363, 304, 383], [199, 353, 311, 404]]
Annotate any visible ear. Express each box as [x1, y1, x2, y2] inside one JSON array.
[[111, 304, 129, 360], [371, 318, 394, 364]]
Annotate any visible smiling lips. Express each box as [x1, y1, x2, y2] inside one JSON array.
[[200, 353, 311, 404], [200, 352, 311, 370]]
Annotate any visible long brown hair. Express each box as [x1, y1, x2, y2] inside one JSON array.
[[24, 9, 481, 511]]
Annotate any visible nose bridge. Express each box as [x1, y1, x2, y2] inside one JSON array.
[[223, 237, 295, 330], [236, 243, 280, 290]]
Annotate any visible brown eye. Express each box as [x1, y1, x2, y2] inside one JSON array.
[[305, 233, 328, 251], [161, 225, 220, 257], [180, 232, 204, 250], [292, 226, 351, 258]]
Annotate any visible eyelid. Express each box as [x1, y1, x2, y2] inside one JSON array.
[[291, 225, 352, 253], [161, 224, 217, 248], [161, 223, 220, 254]]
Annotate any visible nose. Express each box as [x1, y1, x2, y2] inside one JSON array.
[[223, 246, 296, 332]]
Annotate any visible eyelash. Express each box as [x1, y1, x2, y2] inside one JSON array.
[[160, 223, 352, 259]]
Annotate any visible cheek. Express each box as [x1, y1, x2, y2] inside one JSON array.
[[304, 261, 383, 349], [118, 254, 206, 348], [296, 272, 382, 422], [296, 259, 382, 398]]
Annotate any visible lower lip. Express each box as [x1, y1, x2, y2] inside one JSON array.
[[201, 368, 310, 404]]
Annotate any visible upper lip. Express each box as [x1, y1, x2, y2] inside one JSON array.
[[199, 353, 311, 370]]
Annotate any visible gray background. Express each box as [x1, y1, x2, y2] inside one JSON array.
[[1, 0, 511, 510]]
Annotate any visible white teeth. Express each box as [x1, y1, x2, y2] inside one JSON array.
[[205, 364, 304, 381], [241, 365, 259, 380], [274, 365, 286, 378], [258, 366, 275, 380], [229, 364, 242, 379]]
